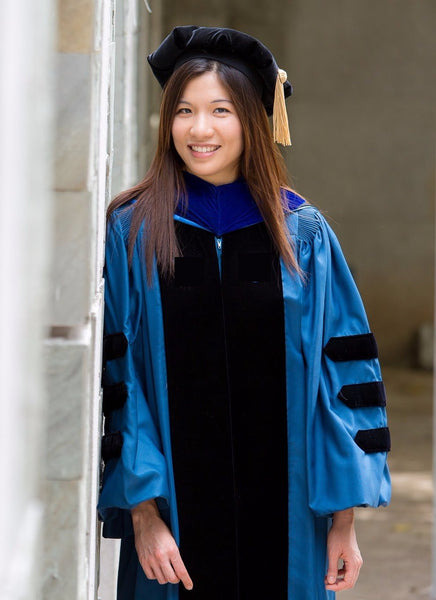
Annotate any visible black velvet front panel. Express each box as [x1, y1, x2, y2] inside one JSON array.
[[159, 222, 288, 599]]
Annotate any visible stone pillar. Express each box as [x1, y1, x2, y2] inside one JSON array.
[[42, 0, 113, 598], [112, 0, 159, 196], [0, 1, 54, 599]]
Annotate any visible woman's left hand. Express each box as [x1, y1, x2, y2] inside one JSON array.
[[325, 508, 363, 592]]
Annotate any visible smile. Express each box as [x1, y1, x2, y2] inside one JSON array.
[[189, 145, 221, 153]]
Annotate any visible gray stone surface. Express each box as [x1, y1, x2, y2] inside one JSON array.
[[54, 53, 92, 191], [44, 338, 89, 480], [85, 291, 105, 600], [98, 538, 120, 600], [42, 479, 83, 600], [112, 3, 137, 196], [50, 190, 92, 326]]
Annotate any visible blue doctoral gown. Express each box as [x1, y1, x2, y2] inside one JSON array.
[[98, 176, 391, 600]]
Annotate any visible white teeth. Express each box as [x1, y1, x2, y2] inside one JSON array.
[[190, 145, 219, 153]]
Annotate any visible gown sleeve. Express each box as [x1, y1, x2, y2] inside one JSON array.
[[298, 207, 391, 517], [97, 210, 170, 537]]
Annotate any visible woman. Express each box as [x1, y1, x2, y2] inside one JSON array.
[[98, 26, 391, 600]]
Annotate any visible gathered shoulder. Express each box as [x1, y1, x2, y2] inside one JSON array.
[[107, 199, 137, 244], [285, 202, 327, 245]]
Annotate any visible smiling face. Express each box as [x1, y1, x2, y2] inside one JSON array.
[[171, 71, 244, 186]]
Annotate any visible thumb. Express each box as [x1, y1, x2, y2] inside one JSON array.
[[326, 550, 339, 585]]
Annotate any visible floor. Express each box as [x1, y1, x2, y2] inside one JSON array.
[[345, 367, 433, 600]]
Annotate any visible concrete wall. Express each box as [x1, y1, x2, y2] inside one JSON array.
[[161, 0, 435, 365]]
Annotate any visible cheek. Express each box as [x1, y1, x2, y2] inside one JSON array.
[[229, 121, 243, 151], [233, 124, 244, 156], [171, 120, 185, 147]]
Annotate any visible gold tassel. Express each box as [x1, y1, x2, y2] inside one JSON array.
[[273, 68, 291, 146]]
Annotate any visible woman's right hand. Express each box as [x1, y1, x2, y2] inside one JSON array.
[[131, 499, 194, 591]]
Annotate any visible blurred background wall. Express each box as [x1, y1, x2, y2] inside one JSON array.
[[0, 1, 433, 599]]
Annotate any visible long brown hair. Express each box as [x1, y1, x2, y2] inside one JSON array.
[[108, 59, 299, 279]]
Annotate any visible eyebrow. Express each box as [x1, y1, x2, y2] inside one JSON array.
[[178, 98, 233, 104]]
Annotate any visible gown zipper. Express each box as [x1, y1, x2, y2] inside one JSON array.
[[215, 236, 223, 277]]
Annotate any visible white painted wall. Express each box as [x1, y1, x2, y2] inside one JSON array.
[[0, 1, 54, 599]]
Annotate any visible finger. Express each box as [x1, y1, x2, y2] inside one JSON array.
[[342, 556, 363, 588], [150, 564, 169, 586], [325, 558, 362, 591], [137, 557, 157, 582], [147, 547, 176, 585], [171, 553, 194, 590], [325, 578, 357, 592], [161, 561, 181, 585], [325, 551, 340, 586]]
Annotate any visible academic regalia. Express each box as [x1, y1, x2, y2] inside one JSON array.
[[98, 173, 391, 600]]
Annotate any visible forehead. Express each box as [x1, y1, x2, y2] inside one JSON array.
[[179, 71, 230, 101]]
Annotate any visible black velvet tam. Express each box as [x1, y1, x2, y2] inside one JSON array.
[[147, 25, 292, 116]]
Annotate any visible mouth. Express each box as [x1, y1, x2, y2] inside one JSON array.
[[188, 144, 221, 155]]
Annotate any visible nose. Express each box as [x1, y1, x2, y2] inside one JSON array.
[[189, 113, 213, 139]]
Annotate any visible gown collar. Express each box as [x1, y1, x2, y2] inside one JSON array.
[[176, 171, 304, 236]]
